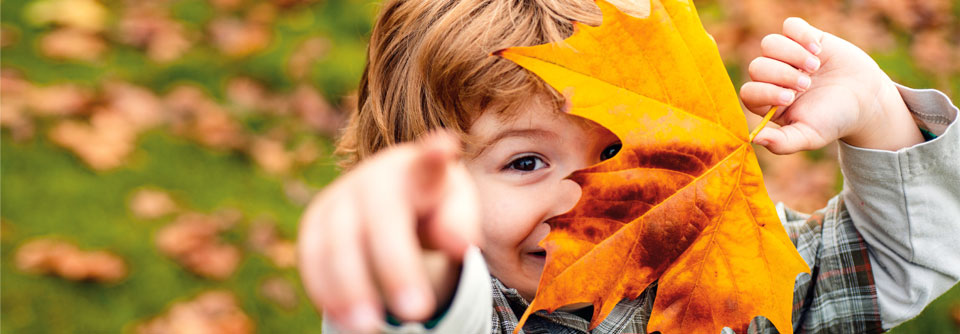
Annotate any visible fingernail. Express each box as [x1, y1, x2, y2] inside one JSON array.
[[797, 75, 811, 90], [807, 42, 822, 55], [348, 304, 380, 332], [393, 288, 429, 319], [755, 139, 769, 147], [804, 56, 820, 72], [779, 90, 795, 104]]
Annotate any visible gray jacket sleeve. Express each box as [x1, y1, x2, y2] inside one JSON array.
[[322, 247, 492, 334], [838, 85, 960, 329]]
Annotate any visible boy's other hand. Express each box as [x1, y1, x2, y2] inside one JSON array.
[[298, 131, 481, 332], [740, 17, 923, 154]]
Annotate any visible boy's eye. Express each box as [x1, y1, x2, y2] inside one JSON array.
[[506, 155, 547, 172], [600, 142, 622, 161]]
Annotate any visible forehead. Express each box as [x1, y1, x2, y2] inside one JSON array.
[[471, 95, 575, 134], [466, 94, 608, 154]]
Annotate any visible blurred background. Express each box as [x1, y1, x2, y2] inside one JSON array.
[[0, 0, 957, 333]]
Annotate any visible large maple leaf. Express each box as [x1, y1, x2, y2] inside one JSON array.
[[495, 0, 810, 333]]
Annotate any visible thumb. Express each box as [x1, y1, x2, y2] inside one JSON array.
[[410, 131, 482, 261], [752, 125, 815, 155]]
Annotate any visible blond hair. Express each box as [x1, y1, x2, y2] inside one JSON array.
[[337, 0, 644, 168]]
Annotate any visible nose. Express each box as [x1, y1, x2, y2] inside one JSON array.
[[549, 178, 582, 218]]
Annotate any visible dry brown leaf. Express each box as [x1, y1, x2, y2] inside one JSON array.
[[26, 83, 92, 117], [49, 112, 137, 170], [912, 30, 959, 76], [40, 28, 106, 61], [165, 85, 247, 150], [247, 220, 280, 252], [0, 70, 35, 140], [259, 277, 298, 310], [208, 17, 270, 57], [129, 188, 179, 219], [249, 137, 294, 175], [283, 179, 315, 206], [117, 3, 193, 62], [288, 36, 330, 80], [246, 2, 279, 25], [103, 82, 166, 129], [156, 213, 242, 280], [25, 0, 108, 32], [290, 84, 343, 136], [245, 220, 297, 268], [137, 291, 255, 334], [226, 77, 268, 110], [266, 241, 296, 269], [15, 238, 127, 283]]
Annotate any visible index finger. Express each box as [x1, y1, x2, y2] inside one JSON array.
[[356, 148, 438, 322]]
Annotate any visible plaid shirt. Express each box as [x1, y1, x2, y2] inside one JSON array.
[[490, 196, 884, 334]]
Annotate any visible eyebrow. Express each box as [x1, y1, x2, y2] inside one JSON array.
[[469, 128, 559, 159]]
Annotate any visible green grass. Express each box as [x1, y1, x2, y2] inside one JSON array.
[[0, 130, 338, 334], [891, 284, 960, 333]]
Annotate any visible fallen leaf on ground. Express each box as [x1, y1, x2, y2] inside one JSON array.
[[129, 188, 179, 219], [912, 30, 959, 76], [39, 28, 106, 61], [259, 276, 298, 310], [102, 82, 166, 129], [208, 17, 270, 57], [15, 238, 127, 283], [247, 220, 280, 252], [117, 3, 193, 62], [165, 85, 248, 150], [0, 70, 35, 140], [266, 241, 297, 269], [25, 0, 108, 32], [283, 179, 315, 206], [249, 136, 294, 175], [246, 2, 279, 25], [26, 83, 93, 117], [288, 36, 330, 80], [246, 220, 297, 268], [137, 290, 254, 334], [156, 213, 242, 280], [290, 84, 343, 136], [49, 111, 137, 170], [226, 77, 268, 111], [498, 1, 808, 332]]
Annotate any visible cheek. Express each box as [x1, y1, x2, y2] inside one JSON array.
[[477, 183, 540, 249]]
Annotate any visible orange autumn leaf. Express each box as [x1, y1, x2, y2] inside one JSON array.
[[496, 1, 809, 333]]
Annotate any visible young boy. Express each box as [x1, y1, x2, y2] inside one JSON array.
[[297, 0, 960, 333]]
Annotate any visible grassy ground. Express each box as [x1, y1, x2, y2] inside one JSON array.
[[1, 128, 339, 333]]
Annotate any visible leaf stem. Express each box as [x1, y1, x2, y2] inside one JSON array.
[[748, 106, 777, 142]]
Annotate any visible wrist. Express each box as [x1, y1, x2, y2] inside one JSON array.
[[842, 81, 924, 151], [423, 250, 461, 313]]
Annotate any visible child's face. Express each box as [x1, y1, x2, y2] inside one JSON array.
[[465, 95, 620, 301]]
